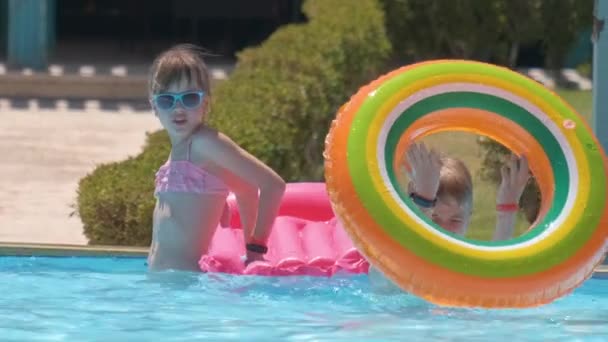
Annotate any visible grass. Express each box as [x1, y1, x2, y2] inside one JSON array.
[[415, 89, 592, 241]]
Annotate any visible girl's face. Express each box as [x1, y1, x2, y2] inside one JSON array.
[[151, 76, 207, 139]]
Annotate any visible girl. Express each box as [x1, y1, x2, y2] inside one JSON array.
[[147, 44, 286, 271]]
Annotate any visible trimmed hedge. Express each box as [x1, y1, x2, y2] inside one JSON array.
[[77, 0, 391, 246], [210, 0, 391, 180], [77, 130, 170, 246]]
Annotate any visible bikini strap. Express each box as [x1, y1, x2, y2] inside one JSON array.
[[186, 136, 193, 161]]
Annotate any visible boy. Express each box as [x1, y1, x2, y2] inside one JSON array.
[[369, 142, 530, 292]]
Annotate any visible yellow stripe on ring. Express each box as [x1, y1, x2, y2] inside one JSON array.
[[363, 73, 590, 260]]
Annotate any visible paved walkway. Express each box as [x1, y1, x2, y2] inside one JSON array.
[[0, 103, 161, 245]]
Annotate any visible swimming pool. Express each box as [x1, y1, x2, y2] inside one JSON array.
[[1, 256, 607, 341]]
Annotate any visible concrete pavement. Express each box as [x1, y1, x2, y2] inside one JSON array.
[[0, 101, 161, 245]]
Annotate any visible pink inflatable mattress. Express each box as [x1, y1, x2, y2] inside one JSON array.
[[198, 182, 369, 276]]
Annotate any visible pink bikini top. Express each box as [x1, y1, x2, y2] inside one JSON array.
[[154, 139, 229, 197]]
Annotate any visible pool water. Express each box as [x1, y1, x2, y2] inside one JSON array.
[[1, 256, 607, 341]]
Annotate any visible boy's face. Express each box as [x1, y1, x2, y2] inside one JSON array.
[[431, 196, 471, 236]]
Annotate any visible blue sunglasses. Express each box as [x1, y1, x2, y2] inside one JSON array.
[[152, 91, 205, 111]]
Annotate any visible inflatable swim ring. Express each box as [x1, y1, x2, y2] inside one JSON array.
[[324, 59, 608, 308], [199, 182, 369, 276]]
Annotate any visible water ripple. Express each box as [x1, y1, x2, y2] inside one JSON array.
[[0, 256, 607, 341]]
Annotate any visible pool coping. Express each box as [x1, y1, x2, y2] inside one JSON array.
[[0, 242, 147, 257], [1, 242, 608, 277]]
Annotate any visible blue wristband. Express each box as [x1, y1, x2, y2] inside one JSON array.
[[409, 192, 437, 208], [246, 243, 268, 254]]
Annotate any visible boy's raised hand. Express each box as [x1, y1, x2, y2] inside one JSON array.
[[405, 142, 443, 200], [497, 154, 531, 206]]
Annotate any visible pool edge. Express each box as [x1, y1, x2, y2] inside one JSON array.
[[0, 242, 148, 257], [1, 243, 608, 278]]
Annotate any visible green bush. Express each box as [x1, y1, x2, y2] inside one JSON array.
[[379, 0, 593, 69], [210, 0, 391, 180], [77, 0, 391, 246], [77, 130, 170, 246]]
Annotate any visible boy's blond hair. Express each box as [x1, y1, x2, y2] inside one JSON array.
[[437, 157, 473, 210]]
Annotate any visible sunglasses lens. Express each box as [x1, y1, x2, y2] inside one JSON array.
[[155, 95, 175, 110], [182, 92, 203, 109]]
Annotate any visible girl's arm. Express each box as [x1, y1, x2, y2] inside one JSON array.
[[192, 130, 286, 246]]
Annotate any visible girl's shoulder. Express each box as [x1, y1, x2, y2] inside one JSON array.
[[190, 126, 240, 161], [191, 125, 228, 146]]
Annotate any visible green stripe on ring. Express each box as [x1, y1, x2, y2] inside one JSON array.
[[346, 75, 604, 278], [384, 93, 603, 275], [386, 92, 567, 246]]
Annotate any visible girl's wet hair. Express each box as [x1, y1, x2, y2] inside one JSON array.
[[148, 44, 211, 96]]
